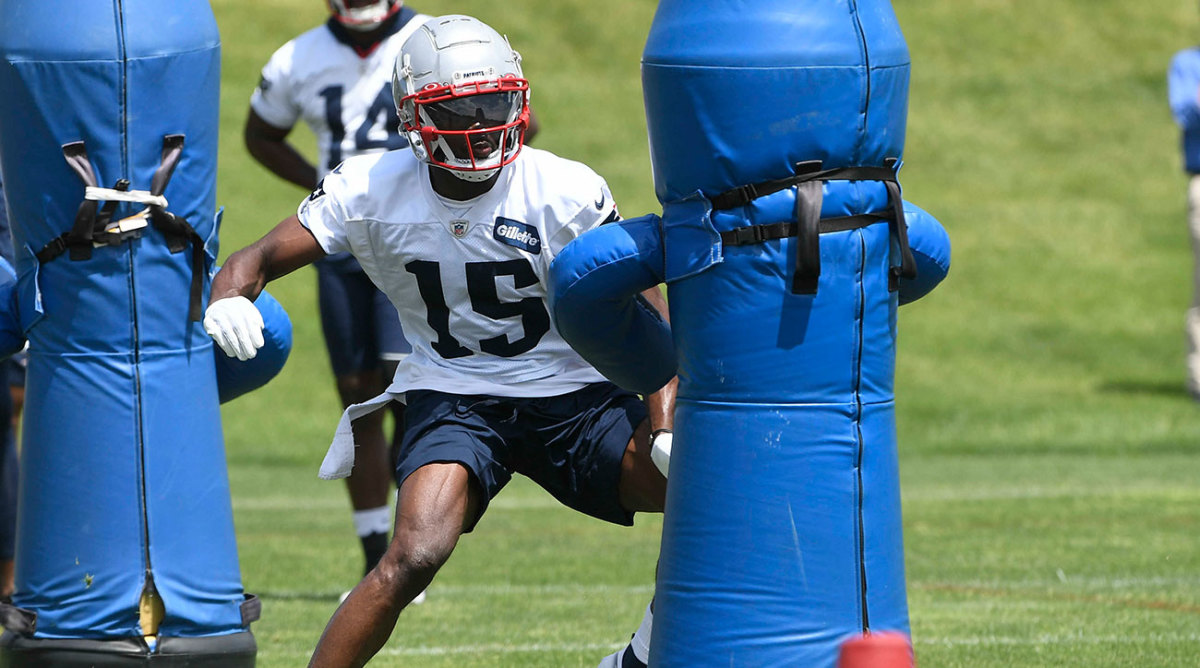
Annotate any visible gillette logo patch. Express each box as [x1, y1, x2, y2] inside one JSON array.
[[493, 217, 541, 254]]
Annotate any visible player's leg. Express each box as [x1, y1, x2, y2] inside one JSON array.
[[513, 383, 664, 668], [372, 284, 410, 484], [343, 399, 391, 572], [1186, 175, 1200, 398], [384, 376, 406, 486], [308, 461, 480, 668], [374, 286, 422, 599], [597, 601, 654, 668], [616, 416, 666, 514], [514, 382, 658, 523], [375, 358, 424, 603], [602, 389, 669, 668], [602, 415, 665, 668], [381, 359, 404, 471], [310, 389, 514, 666], [317, 266, 393, 573]]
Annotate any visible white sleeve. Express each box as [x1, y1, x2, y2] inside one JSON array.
[[249, 42, 302, 130], [297, 169, 353, 255], [546, 178, 619, 257]]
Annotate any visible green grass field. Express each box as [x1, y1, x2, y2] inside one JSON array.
[[209, 0, 1200, 665]]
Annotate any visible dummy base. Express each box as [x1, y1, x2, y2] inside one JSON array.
[[0, 631, 256, 667]]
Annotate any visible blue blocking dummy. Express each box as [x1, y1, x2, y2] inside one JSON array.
[[549, 0, 950, 665], [0, 1, 289, 664]]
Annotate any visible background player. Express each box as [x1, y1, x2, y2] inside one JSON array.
[[1169, 40, 1200, 400], [206, 15, 671, 666]]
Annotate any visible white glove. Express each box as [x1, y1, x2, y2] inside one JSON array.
[[203, 295, 265, 361], [649, 429, 672, 478]]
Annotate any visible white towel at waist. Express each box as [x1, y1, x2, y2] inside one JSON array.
[[318, 391, 402, 480]]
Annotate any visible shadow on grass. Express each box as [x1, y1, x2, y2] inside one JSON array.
[[254, 590, 344, 602], [1098, 379, 1195, 400]]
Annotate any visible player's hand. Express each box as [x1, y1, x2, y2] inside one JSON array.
[[203, 296, 265, 361], [650, 429, 672, 478]]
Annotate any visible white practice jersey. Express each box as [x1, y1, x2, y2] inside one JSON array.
[[298, 147, 619, 398], [250, 10, 430, 178]]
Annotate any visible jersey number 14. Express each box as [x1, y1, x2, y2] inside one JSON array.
[[320, 82, 407, 172]]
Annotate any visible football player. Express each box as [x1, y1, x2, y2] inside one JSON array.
[[244, 0, 487, 581], [208, 14, 671, 667]]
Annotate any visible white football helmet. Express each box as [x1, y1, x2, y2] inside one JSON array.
[[327, 0, 402, 31], [393, 15, 530, 182]]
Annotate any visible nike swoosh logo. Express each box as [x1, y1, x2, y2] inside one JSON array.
[[595, 193, 605, 210]]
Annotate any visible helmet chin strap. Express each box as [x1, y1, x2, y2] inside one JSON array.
[[446, 166, 500, 183]]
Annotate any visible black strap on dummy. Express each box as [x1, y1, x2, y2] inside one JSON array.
[[0, 601, 36, 635], [711, 158, 918, 294], [145, 135, 206, 322], [720, 212, 893, 244], [36, 142, 103, 263], [38, 144, 135, 262], [240, 593, 262, 626], [38, 135, 206, 321]]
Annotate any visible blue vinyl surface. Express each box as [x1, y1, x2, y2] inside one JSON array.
[[548, 1, 951, 664], [0, 0, 255, 639]]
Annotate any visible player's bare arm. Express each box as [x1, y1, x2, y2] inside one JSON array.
[[634, 285, 677, 482], [206, 215, 326, 361], [639, 285, 677, 434], [244, 109, 319, 190], [212, 215, 327, 303], [612, 285, 675, 512]]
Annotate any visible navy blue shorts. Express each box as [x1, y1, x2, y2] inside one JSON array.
[[316, 266, 411, 377], [397, 382, 648, 530]]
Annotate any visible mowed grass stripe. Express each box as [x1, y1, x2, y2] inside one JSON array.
[[251, 578, 1197, 602], [254, 634, 1200, 659], [233, 494, 569, 511], [917, 632, 1200, 647], [232, 484, 1200, 510], [255, 584, 654, 600], [208, 0, 1200, 665], [263, 643, 624, 658]]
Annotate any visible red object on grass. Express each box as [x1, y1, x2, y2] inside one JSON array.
[[837, 632, 915, 668]]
